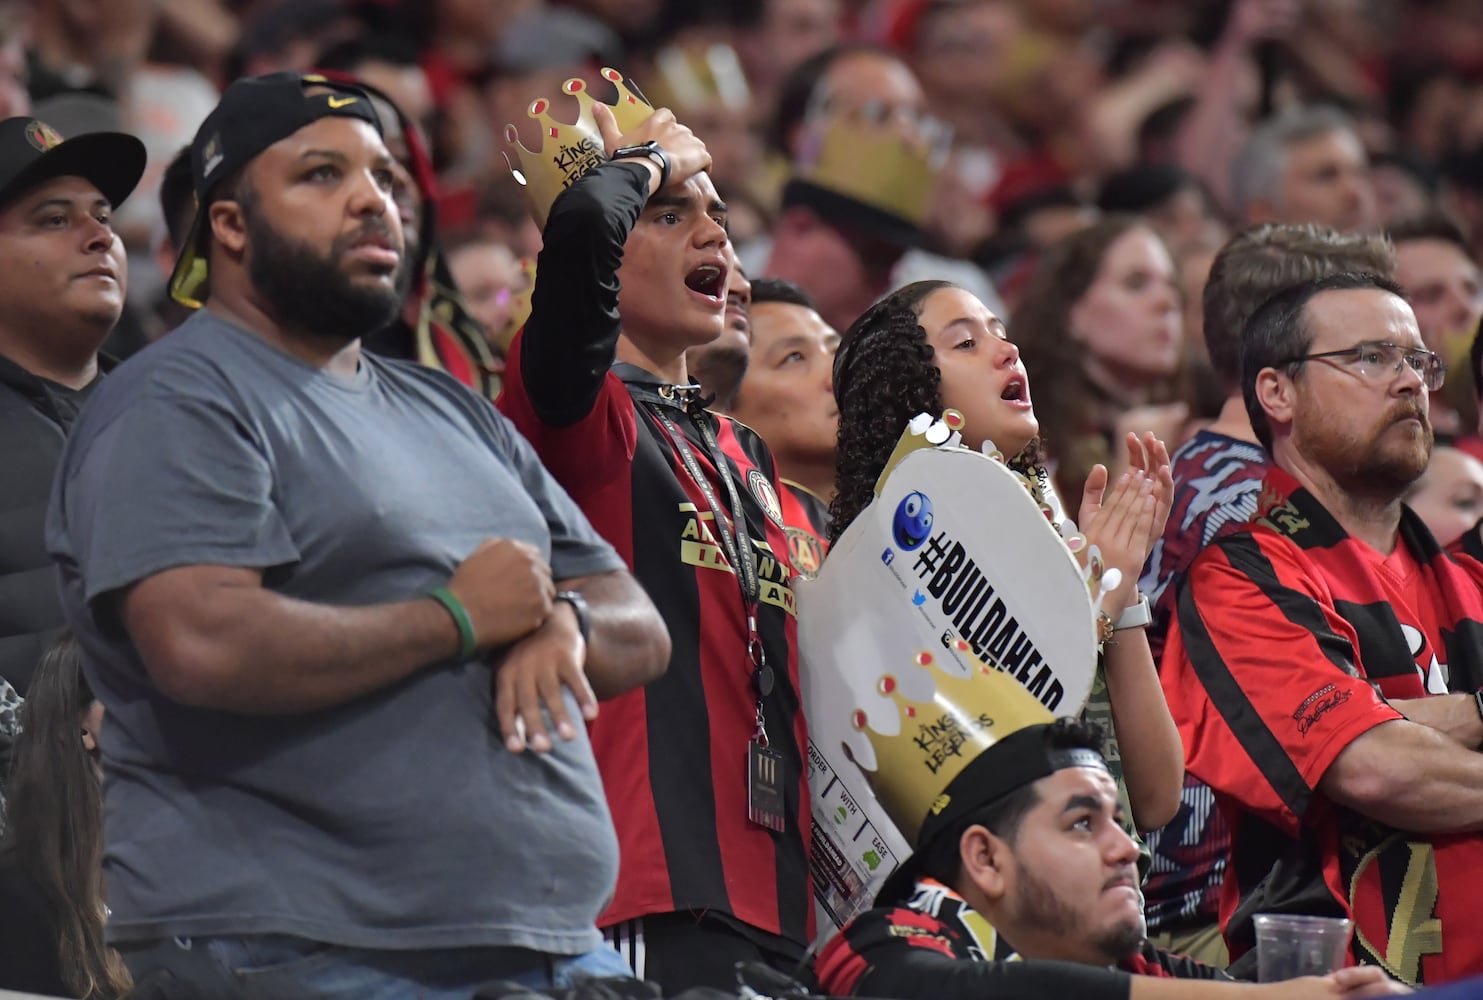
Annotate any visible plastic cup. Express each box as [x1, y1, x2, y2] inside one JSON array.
[[1254, 913, 1353, 982]]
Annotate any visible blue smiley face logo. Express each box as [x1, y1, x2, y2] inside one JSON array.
[[893, 491, 934, 550]]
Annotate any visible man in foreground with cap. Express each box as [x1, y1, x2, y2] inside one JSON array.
[[0, 116, 143, 698], [47, 72, 669, 996], [815, 717, 1407, 999]]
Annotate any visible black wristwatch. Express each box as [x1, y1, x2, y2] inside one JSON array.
[[611, 140, 671, 191], [555, 590, 591, 647]]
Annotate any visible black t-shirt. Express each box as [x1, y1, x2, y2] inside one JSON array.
[[0, 849, 67, 995]]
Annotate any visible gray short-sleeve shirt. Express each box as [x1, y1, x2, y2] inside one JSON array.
[[47, 311, 625, 953]]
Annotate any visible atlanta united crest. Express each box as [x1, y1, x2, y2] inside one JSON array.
[[748, 468, 785, 529], [25, 120, 63, 152]]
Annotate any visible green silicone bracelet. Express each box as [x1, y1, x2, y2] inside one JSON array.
[[427, 587, 477, 660]]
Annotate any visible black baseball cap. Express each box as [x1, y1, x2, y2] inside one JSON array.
[[0, 117, 145, 213], [169, 72, 383, 308], [873, 723, 1110, 907]]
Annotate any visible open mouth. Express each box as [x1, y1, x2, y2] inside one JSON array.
[[685, 263, 726, 304], [1000, 377, 1027, 402]]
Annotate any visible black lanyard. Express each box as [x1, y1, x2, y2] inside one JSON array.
[[629, 382, 775, 734]]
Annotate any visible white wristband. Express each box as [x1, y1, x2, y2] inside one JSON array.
[[1114, 593, 1152, 631]]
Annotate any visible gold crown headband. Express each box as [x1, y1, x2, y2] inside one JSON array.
[[848, 646, 1055, 845], [790, 98, 951, 230], [649, 43, 751, 111], [502, 68, 655, 228]]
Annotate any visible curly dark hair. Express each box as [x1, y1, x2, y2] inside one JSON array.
[[830, 280, 954, 543], [831, 280, 1046, 544]]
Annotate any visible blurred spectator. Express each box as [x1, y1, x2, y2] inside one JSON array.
[[1371, 149, 1439, 227], [1391, 211, 1483, 357], [1391, 210, 1483, 436], [0, 634, 130, 999], [646, 36, 764, 202], [1440, 141, 1483, 265], [737, 0, 843, 103], [0, 117, 144, 695], [1407, 444, 1483, 549], [317, 34, 435, 149], [149, 145, 195, 338], [755, 43, 1004, 331], [725, 277, 836, 572], [1014, 216, 1184, 502], [230, 0, 358, 80], [1228, 104, 1378, 233], [446, 234, 528, 381], [0, 6, 28, 120], [28, 0, 155, 101], [1097, 164, 1226, 257]]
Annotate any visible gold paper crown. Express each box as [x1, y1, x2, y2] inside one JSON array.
[[503, 68, 656, 228], [647, 42, 751, 111], [791, 103, 949, 229], [850, 647, 1054, 845]]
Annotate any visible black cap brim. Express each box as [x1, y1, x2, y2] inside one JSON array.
[[0, 131, 146, 211]]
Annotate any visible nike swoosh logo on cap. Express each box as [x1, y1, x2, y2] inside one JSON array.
[[327, 96, 358, 109]]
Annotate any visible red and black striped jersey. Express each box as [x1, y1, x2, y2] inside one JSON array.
[[814, 877, 1222, 1000], [497, 160, 812, 950], [1163, 467, 1483, 985], [779, 480, 829, 580]]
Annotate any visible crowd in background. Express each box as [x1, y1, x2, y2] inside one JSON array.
[[6, 0, 1483, 997], [3, 0, 1483, 488]]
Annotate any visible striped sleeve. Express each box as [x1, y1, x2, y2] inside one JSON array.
[[814, 907, 1131, 1000], [1161, 531, 1403, 835]]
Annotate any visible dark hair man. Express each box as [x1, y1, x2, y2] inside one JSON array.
[[48, 72, 669, 997], [498, 79, 813, 990], [816, 719, 1406, 999], [1164, 271, 1483, 985], [726, 277, 837, 575], [1136, 225, 1395, 963], [0, 116, 144, 696]]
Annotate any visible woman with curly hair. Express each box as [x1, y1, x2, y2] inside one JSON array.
[[0, 634, 130, 998], [831, 279, 1183, 833], [1012, 216, 1187, 503]]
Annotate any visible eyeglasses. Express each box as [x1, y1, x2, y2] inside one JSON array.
[[1284, 341, 1447, 391]]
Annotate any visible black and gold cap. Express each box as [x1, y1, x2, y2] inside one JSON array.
[[169, 72, 382, 308], [0, 116, 144, 212]]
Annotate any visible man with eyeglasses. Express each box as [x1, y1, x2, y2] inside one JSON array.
[[1161, 271, 1483, 987]]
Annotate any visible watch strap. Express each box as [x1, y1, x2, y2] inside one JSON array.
[[1113, 593, 1152, 631], [611, 141, 671, 191], [555, 590, 591, 647]]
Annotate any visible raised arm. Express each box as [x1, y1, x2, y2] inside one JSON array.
[[1080, 434, 1184, 830], [520, 159, 653, 426], [519, 105, 711, 427]]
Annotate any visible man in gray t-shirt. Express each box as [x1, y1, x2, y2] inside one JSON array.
[[46, 73, 671, 998]]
